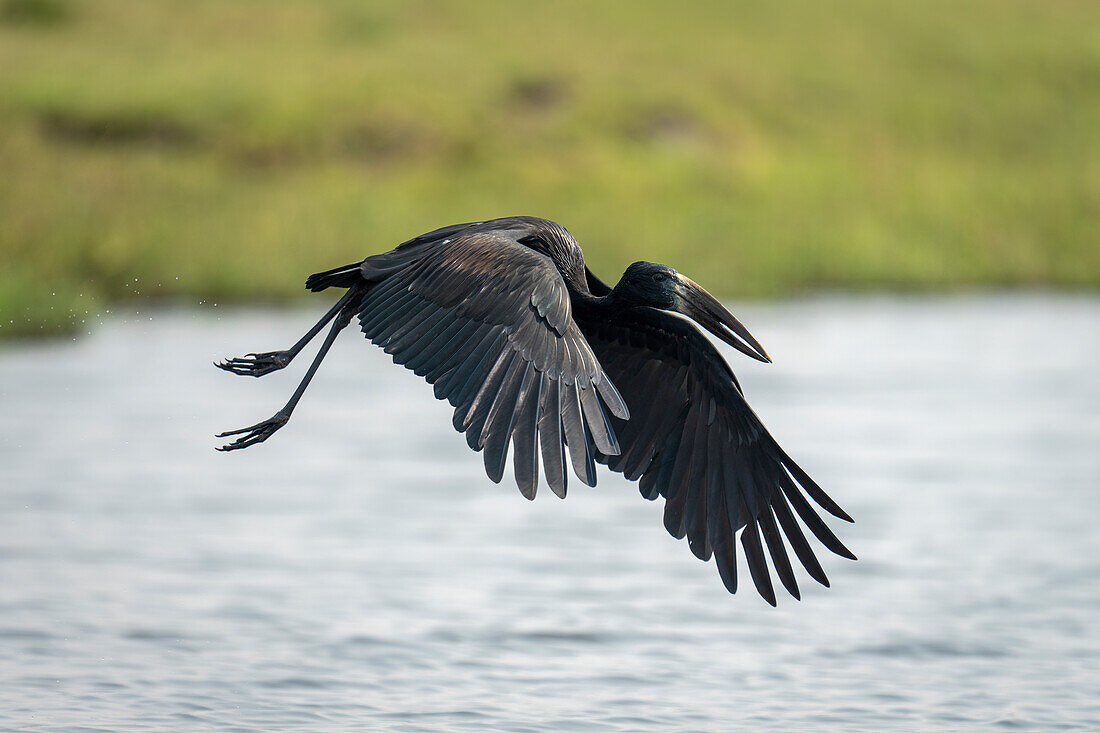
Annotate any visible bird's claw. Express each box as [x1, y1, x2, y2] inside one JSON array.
[[215, 350, 291, 377], [216, 412, 289, 451]]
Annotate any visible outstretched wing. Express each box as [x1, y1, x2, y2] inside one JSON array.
[[577, 303, 855, 604], [355, 231, 628, 499]]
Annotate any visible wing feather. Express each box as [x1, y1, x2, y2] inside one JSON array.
[[538, 378, 567, 498], [511, 371, 544, 499], [712, 485, 738, 593], [481, 359, 530, 482], [739, 497, 777, 606], [759, 502, 800, 601], [560, 381, 595, 486], [684, 412, 711, 561]]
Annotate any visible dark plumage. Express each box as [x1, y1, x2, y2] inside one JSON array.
[[216, 216, 854, 603]]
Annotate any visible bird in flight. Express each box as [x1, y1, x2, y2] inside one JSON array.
[[216, 216, 854, 603]]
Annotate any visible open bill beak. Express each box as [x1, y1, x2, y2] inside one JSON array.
[[675, 275, 771, 363]]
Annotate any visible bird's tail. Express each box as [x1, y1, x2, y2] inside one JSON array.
[[305, 261, 363, 292]]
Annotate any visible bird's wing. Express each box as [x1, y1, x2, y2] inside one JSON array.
[[355, 231, 628, 499], [577, 306, 854, 604]]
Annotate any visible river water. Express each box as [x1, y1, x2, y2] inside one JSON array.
[[1, 294, 1097, 731]]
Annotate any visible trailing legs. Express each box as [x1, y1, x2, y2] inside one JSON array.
[[216, 293, 357, 451]]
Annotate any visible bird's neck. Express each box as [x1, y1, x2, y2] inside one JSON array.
[[570, 284, 629, 320]]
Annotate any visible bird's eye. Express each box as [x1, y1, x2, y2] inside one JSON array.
[[653, 272, 667, 282]]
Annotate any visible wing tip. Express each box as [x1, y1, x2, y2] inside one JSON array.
[[595, 373, 630, 421], [779, 452, 854, 523]]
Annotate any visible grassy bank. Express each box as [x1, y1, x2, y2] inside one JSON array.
[[1, 0, 1097, 337]]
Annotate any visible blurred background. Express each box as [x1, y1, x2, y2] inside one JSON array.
[[1, 2, 1099, 731], [0, 0, 1097, 335]]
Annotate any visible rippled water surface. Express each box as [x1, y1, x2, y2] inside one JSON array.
[[1, 294, 1098, 731]]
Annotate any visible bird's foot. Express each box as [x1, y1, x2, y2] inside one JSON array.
[[215, 350, 292, 377], [216, 411, 289, 451]]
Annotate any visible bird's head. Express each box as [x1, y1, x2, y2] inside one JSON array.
[[614, 261, 771, 363]]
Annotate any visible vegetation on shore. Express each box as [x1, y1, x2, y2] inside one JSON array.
[[1, 0, 1097, 337]]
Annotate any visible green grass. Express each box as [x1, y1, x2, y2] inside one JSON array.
[[1, 0, 1097, 337]]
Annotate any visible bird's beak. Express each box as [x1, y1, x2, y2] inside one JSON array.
[[675, 275, 771, 363]]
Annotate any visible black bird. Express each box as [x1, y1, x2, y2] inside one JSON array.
[[216, 216, 854, 603]]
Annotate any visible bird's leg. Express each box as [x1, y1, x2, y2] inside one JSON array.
[[216, 290, 356, 377], [216, 304, 355, 451]]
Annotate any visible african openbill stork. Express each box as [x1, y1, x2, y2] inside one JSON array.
[[215, 216, 854, 603]]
